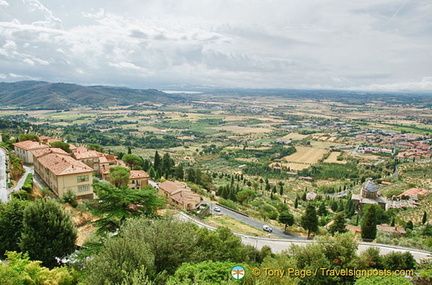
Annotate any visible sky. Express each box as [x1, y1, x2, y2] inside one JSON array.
[[0, 0, 431, 91]]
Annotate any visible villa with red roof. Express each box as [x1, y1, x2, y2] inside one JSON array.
[[32, 148, 94, 199]]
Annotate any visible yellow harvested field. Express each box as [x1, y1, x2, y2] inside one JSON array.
[[280, 133, 309, 140], [324, 152, 347, 164], [283, 147, 327, 164], [212, 125, 272, 134]]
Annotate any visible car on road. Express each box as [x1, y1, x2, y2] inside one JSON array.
[[214, 207, 221, 212], [262, 225, 273, 232]]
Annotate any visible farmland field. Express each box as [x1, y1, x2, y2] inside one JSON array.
[[324, 151, 347, 164], [283, 147, 327, 164]]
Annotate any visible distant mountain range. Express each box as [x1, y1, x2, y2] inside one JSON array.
[[0, 81, 185, 109]]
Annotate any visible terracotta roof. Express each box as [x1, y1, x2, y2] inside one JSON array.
[[13, 140, 50, 151], [36, 153, 94, 176], [99, 156, 109, 164], [396, 188, 430, 198], [170, 190, 200, 205], [130, 170, 149, 179], [159, 181, 191, 195], [32, 147, 69, 158], [73, 149, 102, 160]]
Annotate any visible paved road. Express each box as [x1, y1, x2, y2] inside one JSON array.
[[0, 147, 7, 203], [204, 200, 305, 240], [176, 212, 431, 262]]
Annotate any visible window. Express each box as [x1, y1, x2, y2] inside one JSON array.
[[78, 185, 90, 192], [77, 175, 89, 183]]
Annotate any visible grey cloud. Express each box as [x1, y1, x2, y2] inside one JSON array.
[[129, 29, 148, 39]]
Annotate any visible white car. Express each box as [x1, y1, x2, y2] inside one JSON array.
[[214, 207, 221, 212], [262, 225, 273, 232]]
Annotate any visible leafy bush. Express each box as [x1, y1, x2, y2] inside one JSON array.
[[62, 189, 78, 207]]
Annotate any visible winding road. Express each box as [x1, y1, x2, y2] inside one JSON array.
[[205, 200, 305, 239], [176, 212, 431, 262]]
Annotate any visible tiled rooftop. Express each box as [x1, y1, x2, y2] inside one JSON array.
[[130, 170, 149, 179], [32, 147, 69, 158], [13, 140, 50, 151], [37, 153, 94, 176]]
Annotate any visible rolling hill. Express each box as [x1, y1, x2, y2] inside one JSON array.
[[0, 81, 185, 109]]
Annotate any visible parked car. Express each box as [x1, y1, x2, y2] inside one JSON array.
[[262, 225, 273, 232], [214, 207, 221, 212]]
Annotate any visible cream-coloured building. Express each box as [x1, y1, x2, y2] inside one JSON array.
[[32, 148, 94, 199], [72, 146, 118, 172], [13, 140, 50, 164], [158, 181, 201, 210]]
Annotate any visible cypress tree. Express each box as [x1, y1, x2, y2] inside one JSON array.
[[300, 204, 319, 238], [422, 211, 428, 224], [361, 205, 378, 241], [328, 212, 347, 235]]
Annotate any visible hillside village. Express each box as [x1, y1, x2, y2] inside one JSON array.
[[10, 136, 201, 211]]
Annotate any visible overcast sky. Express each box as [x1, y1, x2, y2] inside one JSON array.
[[0, 0, 431, 91]]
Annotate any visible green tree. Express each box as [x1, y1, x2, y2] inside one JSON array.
[[20, 199, 77, 267], [236, 189, 256, 205], [50, 141, 71, 153], [0, 251, 78, 285], [361, 205, 378, 241], [317, 202, 328, 216], [18, 134, 39, 142], [422, 223, 432, 236], [167, 260, 237, 285], [62, 189, 77, 207], [122, 154, 142, 169], [405, 220, 414, 230], [301, 204, 319, 238], [161, 153, 175, 179], [109, 166, 130, 188], [381, 252, 416, 271], [174, 164, 184, 180], [279, 211, 295, 232], [422, 211, 428, 224], [85, 235, 155, 285], [328, 212, 347, 236], [88, 144, 104, 153], [0, 199, 28, 258], [90, 182, 163, 234], [153, 151, 161, 172], [355, 274, 411, 285]]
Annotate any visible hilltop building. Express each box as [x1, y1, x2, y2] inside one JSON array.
[[13, 140, 50, 164], [32, 148, 94, 199], [158, 181, 201, 210], [72, 146, 118, 172], [352, 179, 387, 213]]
